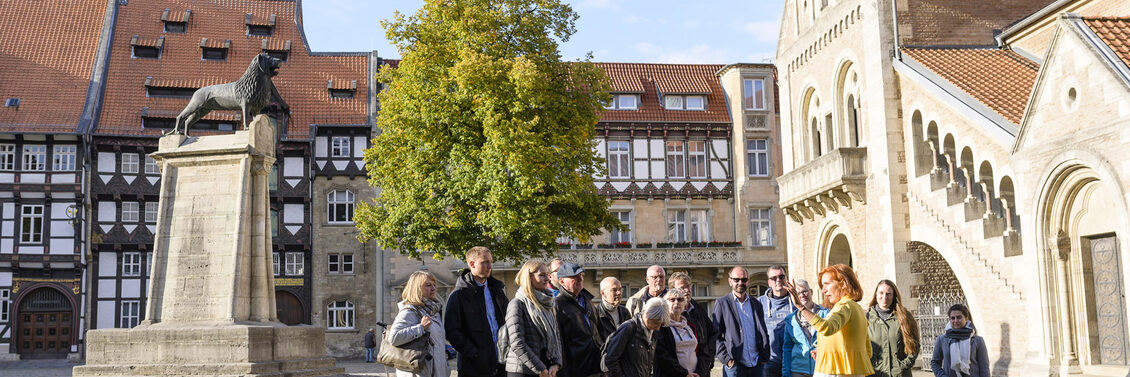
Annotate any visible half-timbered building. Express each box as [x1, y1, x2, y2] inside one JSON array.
[[0, 0, 113, 361]]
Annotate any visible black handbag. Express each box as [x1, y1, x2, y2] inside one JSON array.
[[377, 307, 434, 373]]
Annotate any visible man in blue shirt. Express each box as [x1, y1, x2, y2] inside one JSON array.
[[713, 266, 769, 377], [445, 246, 509, 377], [758, 265, 794, 377]]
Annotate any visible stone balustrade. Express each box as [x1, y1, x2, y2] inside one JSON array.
[[777, 147, 867, 223]]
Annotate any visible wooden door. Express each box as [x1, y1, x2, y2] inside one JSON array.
[[16, 287, 73, 359], [275, 290, 303, 325]]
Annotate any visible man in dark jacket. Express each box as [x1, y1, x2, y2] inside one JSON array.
[[554, 262, 602, 377], [594, 276, 630, 344], [363, 328, 376, 363], [669, 272, 716, 373], [713, 266, 769, 377], [445, 246, 508, 377]]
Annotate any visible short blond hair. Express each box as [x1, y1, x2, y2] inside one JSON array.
[[465, 246, 491, 261], [401, 271, 436, 306], [667, 271, 691, 288]]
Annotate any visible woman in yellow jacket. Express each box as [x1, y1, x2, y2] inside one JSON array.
[[783, 264, 873, 377]]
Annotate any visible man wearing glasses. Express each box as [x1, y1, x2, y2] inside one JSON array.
[[713, 266, 769, 377], [758, 265, 793, 377], [626, 265, 667, 316]]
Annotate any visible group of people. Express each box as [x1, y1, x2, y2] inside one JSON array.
[[374, 246, 990, 377]]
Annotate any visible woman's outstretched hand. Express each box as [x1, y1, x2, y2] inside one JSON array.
[[781, 279, 804, 310]]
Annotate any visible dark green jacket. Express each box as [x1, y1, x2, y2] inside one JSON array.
[[866, 307, 919, 377]]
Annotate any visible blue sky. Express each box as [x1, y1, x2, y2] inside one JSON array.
[[302, 0, 784, 64]]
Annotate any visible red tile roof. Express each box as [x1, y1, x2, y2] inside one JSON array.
[[0, 0, 107, 133], [96, 0, 369, 139], [595, 63, 730, 124], [1084, 17, 1130, 69], [902, 47, 1039, 124], [897, 0, 1055, 46]]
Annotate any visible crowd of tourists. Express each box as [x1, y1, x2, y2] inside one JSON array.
[[372, 246, 988, 377]]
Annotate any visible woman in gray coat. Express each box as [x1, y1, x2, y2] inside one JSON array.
[[500, 261, 562, 377], [388, 270, 449, 377], [930, 304, 988, 377]]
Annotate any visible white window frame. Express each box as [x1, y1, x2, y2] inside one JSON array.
[[22, 145, 46, 171], [273, 252, 281, 276], [331, 136, 351, 158], [607, 141, 631, 178], [744, 79, 766, 110], [53, 145, 76, 171], [144, 202, 158, 223], [120, 300, 140, 328], [0, 289, 9, 322], [328, 253, 355, 275], [20, 204, 44, 244], [750, 207, 773, 246], [687, 209, 709, 242], [663, 94, 706, 110], [122, 252, 142, 277], [121, 153, 140, 174], [747, 139, 769, 177], [687, 141, 707, 178], [604, 94, 639, 110], [327, 190, 355, 224], [667, 210, 687, 242], [610, 211, 631, 244], [285, 252, 304, 276], [122, 202, 140, 223], [0, 144, 14, 170], [327, 300, 355, 330], [665, 141, 685, 178], [144, 155, 160, 175]]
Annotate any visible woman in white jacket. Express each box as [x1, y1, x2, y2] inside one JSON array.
[[388, 270, 449, 377]]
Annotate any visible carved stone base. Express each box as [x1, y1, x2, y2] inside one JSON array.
[[74, 323, 343, 377]]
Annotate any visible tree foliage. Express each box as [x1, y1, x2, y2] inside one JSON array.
[[357, 0, 620, 262]]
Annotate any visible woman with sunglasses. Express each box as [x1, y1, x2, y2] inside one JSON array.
[[654, 288, 707, 377], [783, 264, 873, 377], [930, 304, 988, 377]]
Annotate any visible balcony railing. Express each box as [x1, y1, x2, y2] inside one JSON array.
[[777, 147, 867, 223], [493, 245, 780, 270]]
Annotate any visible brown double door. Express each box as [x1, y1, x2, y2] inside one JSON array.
[[17, 311, 72, 358], [276, 290, 305, 325]]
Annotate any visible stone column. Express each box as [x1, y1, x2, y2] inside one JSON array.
[[75, 116, 342, 377]]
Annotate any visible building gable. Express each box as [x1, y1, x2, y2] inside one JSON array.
[[1012, 15, 1130, 154]]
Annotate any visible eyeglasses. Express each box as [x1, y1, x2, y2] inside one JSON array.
[[797, 290, 811, 296], [768, 275, 786, 281], [647, 275, 664, 280], [667, 298, 685, 302], [729, 277, 748, 283]]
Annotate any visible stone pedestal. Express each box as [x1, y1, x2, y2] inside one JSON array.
[[75, 116, 342, 377]]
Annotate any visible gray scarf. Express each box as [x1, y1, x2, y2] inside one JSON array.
[[517, 288, 562, 366], [601, 301, 621, 324]]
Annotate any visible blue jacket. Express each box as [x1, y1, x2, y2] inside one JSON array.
[[712, 293, 769, 367], [780, 305, 826, 376]]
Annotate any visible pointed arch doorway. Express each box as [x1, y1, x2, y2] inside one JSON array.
[[14, 287, 75, 359]]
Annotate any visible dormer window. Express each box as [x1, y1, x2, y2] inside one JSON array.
[[246, 13, 277, 37], [664, 94, 706, 110], [5, 98, 19, 108], [200, 38, 230, 61], [604, 94, 639, 110], [130, 35, 164, 59], [261, 39, 291, 62], [160, 9, 191, 33], [144, 77, 196, 98], [327, 80, 358, 99]]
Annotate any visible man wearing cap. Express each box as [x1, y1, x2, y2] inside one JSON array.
[[554, 262, 602, 377]]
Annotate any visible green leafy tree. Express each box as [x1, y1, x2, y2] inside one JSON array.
[[357, 0, 621, 262]]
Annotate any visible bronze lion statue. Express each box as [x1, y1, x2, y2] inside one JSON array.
[[170, 53, 289, 135]]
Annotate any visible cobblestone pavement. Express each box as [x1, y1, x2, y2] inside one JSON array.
[[0, 359, 936, 377]]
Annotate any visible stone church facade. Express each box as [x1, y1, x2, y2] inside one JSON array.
[[775, 0, 1130, 375]]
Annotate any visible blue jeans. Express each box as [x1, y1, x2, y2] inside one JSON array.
[[723, 362, 765, 377], [365, 347, 374, 362]]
